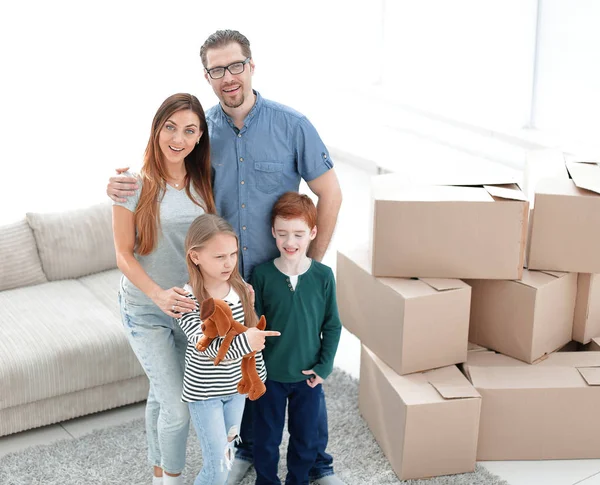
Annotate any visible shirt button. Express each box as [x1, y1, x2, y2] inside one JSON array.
[[239, 157, 244, 162], [242, 226, 246, 230], [241, 180, 245, 185], [241, 204, 246, 208], [243, 246, 247, 251], [238, 134, 242, 138], [324, 154, 328, 159]]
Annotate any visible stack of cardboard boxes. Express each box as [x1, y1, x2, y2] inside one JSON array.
[[336, 156, 600, 480]]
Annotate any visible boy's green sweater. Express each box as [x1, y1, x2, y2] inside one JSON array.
[[250, 259, 342, 382]]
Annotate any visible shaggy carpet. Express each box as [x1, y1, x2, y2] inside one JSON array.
[[0, 369, 507, 485]]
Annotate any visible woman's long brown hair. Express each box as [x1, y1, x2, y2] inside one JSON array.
[[184, 214, 258, 328], [136, 93, 216, 255]]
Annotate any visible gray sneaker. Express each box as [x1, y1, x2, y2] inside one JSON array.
[[226, 459, 253, 485], [312, 475, 347, 485]]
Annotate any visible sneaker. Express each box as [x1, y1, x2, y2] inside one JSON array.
[[226, 459, 253, 485], [312, 475, 347, 485]]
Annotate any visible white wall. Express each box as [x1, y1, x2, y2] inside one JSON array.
[[1, 0, 599, 224], [532, 0, 600, 152], [0, 0, 383, 223], [381, 0, 538, 132]]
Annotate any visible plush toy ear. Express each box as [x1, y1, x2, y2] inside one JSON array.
[[214, 301, 234, 336], [200, 298, 215, 321]]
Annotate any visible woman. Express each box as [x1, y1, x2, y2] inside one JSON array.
[[113, 93, 215, 485]]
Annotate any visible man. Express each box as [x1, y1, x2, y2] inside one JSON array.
[[107, 30, 344, 485]]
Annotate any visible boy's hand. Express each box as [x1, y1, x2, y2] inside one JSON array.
[[107, 166, 138, 202], [302, 369, 323, 388]]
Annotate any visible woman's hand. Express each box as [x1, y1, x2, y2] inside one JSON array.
[[152, 287, 197, 318]]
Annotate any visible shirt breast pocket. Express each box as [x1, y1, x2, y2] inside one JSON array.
[[254, 162, 283, 194]]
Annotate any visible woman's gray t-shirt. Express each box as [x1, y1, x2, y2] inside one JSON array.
[[114, 173, 206, 305]]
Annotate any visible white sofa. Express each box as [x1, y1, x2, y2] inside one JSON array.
[[0, 202, 148, 437]]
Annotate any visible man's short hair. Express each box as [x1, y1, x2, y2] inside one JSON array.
[[200, 29, 252, 68]]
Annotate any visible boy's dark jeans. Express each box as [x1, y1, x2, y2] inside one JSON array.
[[236, 383, 334, 481], [252, 379, 323, 485]]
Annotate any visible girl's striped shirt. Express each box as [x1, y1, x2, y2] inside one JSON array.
[[176, 284, 267, 401]]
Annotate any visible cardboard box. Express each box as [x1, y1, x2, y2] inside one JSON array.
[[528, 161, 600, 273], [558, 340, 586, 352], [524, 206, 534, 269], [360, 345, 481, 480], [467, 269, 577, 363], [370, 171, 529, 279], [588, 338, 600, 351], [573, 273, 600, 344], [463, 351, 600, 460], [465, 349, 600, 367], [467, 342, 488, 353], [337, 249, 471, 375]]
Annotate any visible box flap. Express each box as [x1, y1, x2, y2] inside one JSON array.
[[400, 158, 521, 186], [428, 379, 480, 399], [539, 351, 600, 367], [540, 270, 567, 278], [372, 159, 520, 191], [577, 367, 600, 386], [372, 181, 494, 202], [514, 268, 561, 289], [420, 278, 467, 291], [426, 367, 480, 399], [484, 184, 528, 201], [467, 342, 488, 352], [566, 160, 600, 195]]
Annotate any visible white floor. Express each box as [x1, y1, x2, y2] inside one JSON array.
[[2, 160, 600, 485]]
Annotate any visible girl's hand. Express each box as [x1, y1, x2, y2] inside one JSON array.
[[302, 369, 324, 388], [152, 287, 197, 318], [245, 327, 281, 352], [245, 282, 255, 308]]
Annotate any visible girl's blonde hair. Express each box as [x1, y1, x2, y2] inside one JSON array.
[[185, 214, 258, 328]]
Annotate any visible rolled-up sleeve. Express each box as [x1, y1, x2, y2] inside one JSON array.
[[295, 117, 334, 182]]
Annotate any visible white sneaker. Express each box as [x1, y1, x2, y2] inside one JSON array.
[[226, 459, 253, 485]]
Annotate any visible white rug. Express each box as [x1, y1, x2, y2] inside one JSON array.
[[0, 369, 507, 485]]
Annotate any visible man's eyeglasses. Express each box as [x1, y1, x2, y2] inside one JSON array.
[[205, 58, 251, 80]]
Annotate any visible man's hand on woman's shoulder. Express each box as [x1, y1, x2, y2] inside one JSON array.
[[107, 166, 139, 202]]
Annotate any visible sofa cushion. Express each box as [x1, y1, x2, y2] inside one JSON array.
[[78, 269, 122, 320], [26, 202, 117, 281], [0, 219, 48, 291], [0, 279, 143, 410]]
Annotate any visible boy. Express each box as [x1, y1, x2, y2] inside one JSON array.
[[250, 192, 343, 485]]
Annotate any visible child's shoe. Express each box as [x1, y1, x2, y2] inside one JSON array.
[[226, 459, 252, 485], [312, 475, 347, 485]]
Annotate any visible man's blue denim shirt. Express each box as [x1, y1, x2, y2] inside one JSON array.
[[206, 91, 333, 281]]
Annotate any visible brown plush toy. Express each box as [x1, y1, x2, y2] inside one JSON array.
[[196, 297, 267, 401]]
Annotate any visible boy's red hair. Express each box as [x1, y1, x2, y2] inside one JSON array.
[[271, 192, 317, 229]]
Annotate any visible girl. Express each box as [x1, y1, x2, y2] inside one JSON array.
[[113, 93, 215, 484], [177, 213, 279, 485]]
